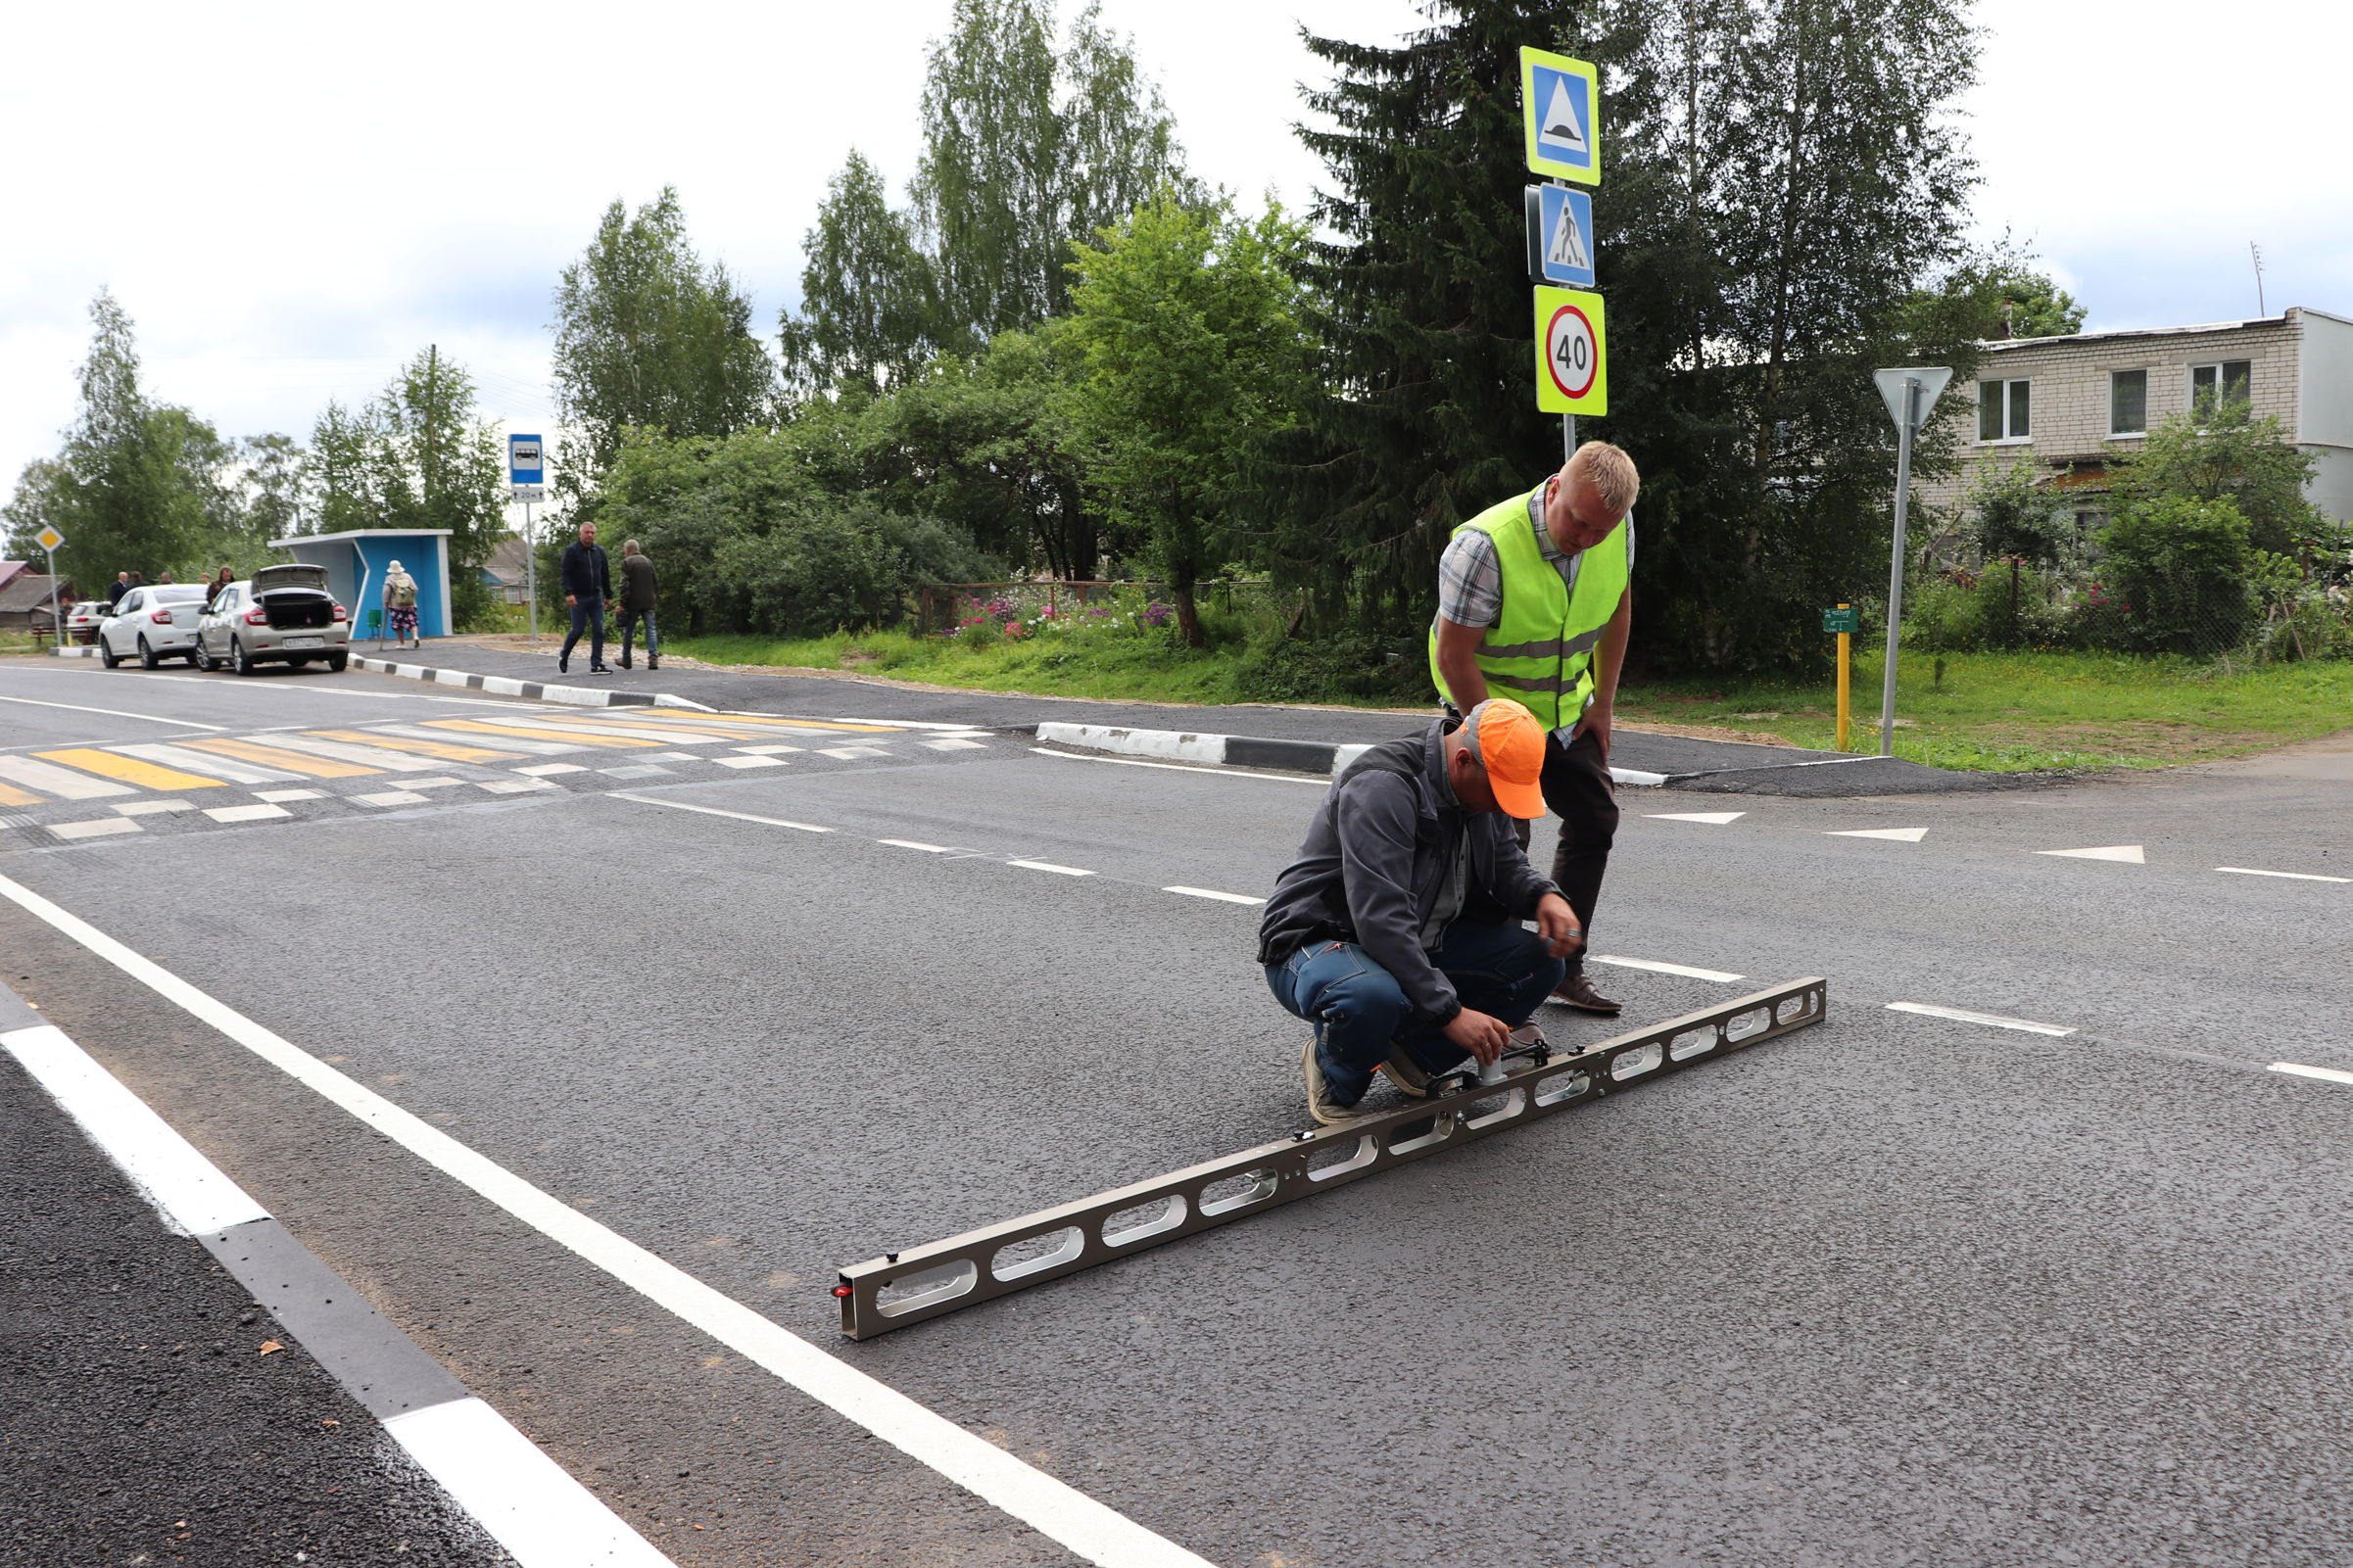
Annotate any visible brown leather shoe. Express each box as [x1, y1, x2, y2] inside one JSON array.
[[1551, 972, 1622, 1014]]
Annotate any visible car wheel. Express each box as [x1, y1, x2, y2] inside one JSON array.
[[138, 637, 162, 670], [325, 652, 348, 673], [232, 638, 257, 677], [192, 642, 215, 672], [100, 637, 120, 669]]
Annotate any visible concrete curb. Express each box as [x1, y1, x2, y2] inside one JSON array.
[[1032, 720, 1669, 786], [0, 980, 676, 1568], [353, 654, 714, 712], [49, 643, 97, 657]]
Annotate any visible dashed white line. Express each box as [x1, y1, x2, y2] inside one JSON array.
[[1009, 859, 1094, 877], [612, 794, 831, 832], [253, 789, 323, 803], [1825, 827, 1928, 842], [2038, 844, 2143, 863], [1162, 885, 1266, 905], [1589, 954, 1745, 982], [2218, 866, 2350, 883], [50, 818, 142, 840], [205, 803, 293, 823], [1887, 1001, 2076, 1037], [2270, 1062, 2353, 1085], [877, 838, 953, 853], [1647, 811, 1746, 825], [1030, 746, 1325, 783]]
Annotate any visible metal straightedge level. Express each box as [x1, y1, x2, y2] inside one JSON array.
[[835, 976, 1827, 1339]]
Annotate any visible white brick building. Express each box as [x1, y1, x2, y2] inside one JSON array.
[[1917, 307, 2353, 530]]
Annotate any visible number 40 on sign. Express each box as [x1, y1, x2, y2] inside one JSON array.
[[1532, 285, 1607, 415]]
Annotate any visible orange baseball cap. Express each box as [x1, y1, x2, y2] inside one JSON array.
[[1463, 698, 1548, 818]]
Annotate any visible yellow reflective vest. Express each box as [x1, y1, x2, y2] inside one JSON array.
[[1426, 487, 1630, 732]]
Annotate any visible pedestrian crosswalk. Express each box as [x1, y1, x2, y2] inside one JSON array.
[[0, 709, 1000, 846]]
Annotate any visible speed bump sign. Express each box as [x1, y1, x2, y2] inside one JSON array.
[[1533, 285, 1607, 414]]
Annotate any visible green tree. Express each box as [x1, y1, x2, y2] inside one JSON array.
[[1059, 194, 1312, 645], [552, 187, 775, 486], [232, 433, 309, 545], [2108, 400, 2328, 557], [2097, 496, 2256, 654], [780, 152, 939, 394], [1907, 240, 2086, 343]]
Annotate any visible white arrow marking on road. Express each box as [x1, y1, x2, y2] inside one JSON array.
[[2218, 866, 2350, 883], [2038, 844, 2144, 863], [1887, 1001, 2076, 1036], [2271, 1062, 2353, 1085], [1589, 955, 1745, 982], [1647, 811, 1746, 825], [1826, 827, 1929, 841], [1163, 885, 1266, 905]]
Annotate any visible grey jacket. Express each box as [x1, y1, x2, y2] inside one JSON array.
[[1256, 722, 1561, 1024]]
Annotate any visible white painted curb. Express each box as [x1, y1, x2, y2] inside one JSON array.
[[1035, 720, 1664, 786]]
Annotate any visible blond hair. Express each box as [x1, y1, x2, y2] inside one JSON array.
[[1567, 441, 1641, 519]]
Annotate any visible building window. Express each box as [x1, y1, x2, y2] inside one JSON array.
[[1979, 378, 2031, 443], [2110, 368, 2147, 436], [2189, 359, 2252, 418]]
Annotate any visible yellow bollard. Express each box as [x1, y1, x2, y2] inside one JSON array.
[[1832, 602, 1853, 751]]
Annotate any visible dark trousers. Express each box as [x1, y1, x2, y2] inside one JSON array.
[[560, 596, 605, 667], [1513, 725, 1618, 976], [618, 607, 656, 662]]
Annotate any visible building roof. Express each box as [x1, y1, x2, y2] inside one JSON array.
[[1978, 311, 2310, 353], [268, 529, 454, 547], [0, 574, 69, 613], [0, 561, 27, 586], [483, 535, 531, 584]]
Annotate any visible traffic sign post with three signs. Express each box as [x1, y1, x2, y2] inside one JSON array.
[[1521, 46, 1607, 440]]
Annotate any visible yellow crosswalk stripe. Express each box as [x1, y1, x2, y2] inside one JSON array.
[[422, 719, 663, 749], [307, 730, 523, 764], [535, 714, 806, 741], [583, 711, 900, 734], [0, 782, 40, 807], [34, 748, 228, 792], [184, 736, 383, 779]]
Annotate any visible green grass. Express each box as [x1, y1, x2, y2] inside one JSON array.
[[1617, 649, 2353, 772], [664, 628, 2353, 773]]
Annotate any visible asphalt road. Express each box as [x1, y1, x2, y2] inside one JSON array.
[[5, 652, 2351, 1566]]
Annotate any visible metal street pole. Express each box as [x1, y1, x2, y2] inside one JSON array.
[[44, 545, 62, 652], [1879, 374, 1921, 756], [523, 500, 538, 641], [1563, 413, 1576, 462]]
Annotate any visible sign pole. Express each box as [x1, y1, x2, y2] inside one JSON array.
[[1879, 376, 1921, 757], [523, 500, 538, 641], [44, 544, 62, 651], [1563, 414, 1575, 463], [1836, 603, 1851, 751]]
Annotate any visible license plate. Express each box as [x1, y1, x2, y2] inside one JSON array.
[[286, 636, 323, 648]]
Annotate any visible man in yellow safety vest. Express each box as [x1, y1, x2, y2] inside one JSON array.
[[1427, 441, 1639, 1014]]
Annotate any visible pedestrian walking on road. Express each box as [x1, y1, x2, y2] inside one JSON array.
[[615, 540, 658, 672], [1428, 441, 1639, 1016], [383, 559, 420, 649], [557, 521, 611, 675], [1259, 698, 1583, 1124]]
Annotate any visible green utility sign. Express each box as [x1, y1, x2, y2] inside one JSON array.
[[1822, 606, 1861, 635]]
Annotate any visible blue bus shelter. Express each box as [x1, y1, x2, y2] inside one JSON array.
[[268, 530, 455, 641]]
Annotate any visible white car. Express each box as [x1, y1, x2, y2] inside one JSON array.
[[64, 599, 108, 644], [97, 584, 210, 668], [192, 565, 350, 674]]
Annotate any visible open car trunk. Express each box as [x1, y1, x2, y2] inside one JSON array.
[[260, 592, 334, 629]]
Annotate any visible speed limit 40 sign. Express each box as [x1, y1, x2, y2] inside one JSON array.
[[1532, 285, 1607, 414]]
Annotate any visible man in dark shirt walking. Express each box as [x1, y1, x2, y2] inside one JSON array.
[[557, 521, 611, 675], [615, 540, 658, 672]]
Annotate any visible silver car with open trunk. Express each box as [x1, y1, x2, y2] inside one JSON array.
[[194, 564, 350, 674]]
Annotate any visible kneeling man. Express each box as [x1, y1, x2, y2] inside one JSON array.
[[1258, 698, 1586, 1123]]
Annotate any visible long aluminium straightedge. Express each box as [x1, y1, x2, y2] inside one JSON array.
[[838, 977, 1829, 1339]]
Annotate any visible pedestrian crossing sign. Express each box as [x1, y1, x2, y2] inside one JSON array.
[[1521, 47, 1600, 185]]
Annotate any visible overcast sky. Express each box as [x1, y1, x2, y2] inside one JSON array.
[[4, 0, 2347, 500]]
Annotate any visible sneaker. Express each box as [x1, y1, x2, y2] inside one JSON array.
[[557, 655, 568, 674], [1303, 1037, 1373, 1125], [1551, 972, 1621, 1015], [1380, 1041, 1435, 1099], [589, 664, 611, 675]]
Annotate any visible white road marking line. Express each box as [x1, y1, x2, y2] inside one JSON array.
[[709, 755, 789, 769], [0, 754, 137, 799], [2038, 844, 2144, 863], [1163, 885, 1266, 905], [613, 794, 831, 832], [1030, 746, 1326, 784], [733, 743, 804, 755], [253, 788, 324, 803], [205, 803, 293, 823], [2218, 866, 2351, 883], [878, 838, 953, 852], [0, 870, 1210, 1568], [114, 798, 198, 815], [920, 738, 989, 751], [0, 692, 223, 731], [1646, 811, 1747, 825], [1826, 827, 1928, 842], [50, 818, 143, 840], [475, 779, 556, 794], [1589, 954, 1745, 982], [352, 791, 430, 807], [1010, 859, 1094, 877], [818, 746, 893, 761], [252, 734, 453, 772], [382, 1399, 677, 1568], [513, 763, 587, 777], [111, 741, 302, 783], [2270, 1062, 2353, 1085], [2, 1023, 269, 1234], [1887, 1001, 2076, 1037]]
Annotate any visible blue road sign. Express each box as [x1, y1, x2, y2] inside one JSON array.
[[1534, 185, 1595, 288], [1528, 62, 1596, 178], [507, 434, 544, 486]]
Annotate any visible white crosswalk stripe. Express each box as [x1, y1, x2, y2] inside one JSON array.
[[0, 755, 136, 800], [110, 742, 303, 784]]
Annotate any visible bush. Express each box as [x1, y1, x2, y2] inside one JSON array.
[[2093, 497, 2256, 654], [1904, 563, 2068, 651], [1234, 629, 1431, 705], [715, 501, 918, 638]]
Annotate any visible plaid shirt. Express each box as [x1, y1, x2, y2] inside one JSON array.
[[1436, 486, 1635, 629]]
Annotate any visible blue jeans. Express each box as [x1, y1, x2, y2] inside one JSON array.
[[618, 606, 657, 661], [560, 596, 604, 667], [1264, 922, 1567, 1106]]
